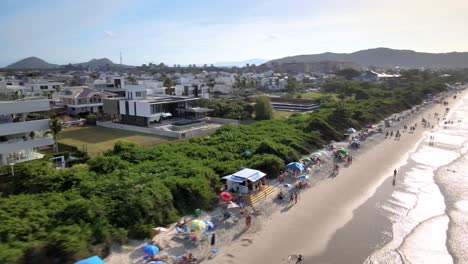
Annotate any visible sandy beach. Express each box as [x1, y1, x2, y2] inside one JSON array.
[[104, 89, 467, 264], [203, 89, 468, 264]]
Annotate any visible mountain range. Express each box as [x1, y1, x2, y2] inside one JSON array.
[[5, 57, 133, 70], [5, 57, 59, 69], [5, 48, 468, 70], [265, 48, 468, 69]]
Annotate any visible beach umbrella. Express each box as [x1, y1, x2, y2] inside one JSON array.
[[189, 219, 207, 231], [283, 183, 292, 188], [337, 147, 348, 155], [302, 157, 311, 162], [75, 256, 105, 264], [219, 192, 233, 202], [286, 162, 304, 171], [143, 244, 160, 256], [310, 153, 321, 158], [298, 175, 309, 179], [226, 201, 240, 209], [347, 128, 357, 133]]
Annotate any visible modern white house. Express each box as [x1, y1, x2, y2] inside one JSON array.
[[0, 99, 53, 165], [25, 81, 64, 93]]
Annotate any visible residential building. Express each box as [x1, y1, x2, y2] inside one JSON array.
[[59, 87, 116, 115], [0, 99, 53, 165], [103, 94, 208, 127], [25, 80, 64, 94], [213, 75, 236, 94], [357, 70, 401, 82]]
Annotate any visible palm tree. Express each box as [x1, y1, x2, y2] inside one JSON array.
[[45, 116, 64, 153]]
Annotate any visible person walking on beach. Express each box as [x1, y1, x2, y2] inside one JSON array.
[[394, 169, 397, 177], [211, 233, 216, 246], [245, 214, 252, 229], [294, 192, 298, 204]]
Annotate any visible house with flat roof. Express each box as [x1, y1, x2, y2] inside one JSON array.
[[0, 99, 53, 165], [103, 95, 212, 127]]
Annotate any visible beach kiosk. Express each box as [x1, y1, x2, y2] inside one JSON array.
[[222, 168, 267, 195]]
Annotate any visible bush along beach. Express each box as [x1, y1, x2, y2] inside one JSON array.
[[1, 69, 468, 263]]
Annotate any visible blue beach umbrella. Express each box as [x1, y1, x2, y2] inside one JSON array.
[[286, 162, 304, 171], [347, 128, 357, 133], [298, 175, 309, 179], [143, 244, 160, 256], [75, 256, 105, 264]]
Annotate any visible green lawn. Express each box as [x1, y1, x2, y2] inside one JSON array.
[[273, 110, 296, 119], [58, 126, 173, 157]]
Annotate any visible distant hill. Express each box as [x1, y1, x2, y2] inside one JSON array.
[[72, 58, 134, 69], [6, 57, 58, 69], [266, 48, 468, 69], [214, 58, 268, 67]]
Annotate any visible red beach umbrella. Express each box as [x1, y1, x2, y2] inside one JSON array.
[[219, 192, 233, 202]]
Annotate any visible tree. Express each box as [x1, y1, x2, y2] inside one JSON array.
[[206, 79, 216, 99], [45, 116, 64, 153], [163, 78, 173, 88], [254, 96, 273, 120], [336, 68, 361, 80], [285, 77, 303, 95]]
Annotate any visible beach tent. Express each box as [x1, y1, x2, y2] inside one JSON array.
[[347, 128, 357, 133], [75, 256, 105, 264], [226, 201, 240, 209], [286, 162, 304, 171], [310, 152, 321, 158], [143, 244, 160, 256], [302, 157, 311, 162]]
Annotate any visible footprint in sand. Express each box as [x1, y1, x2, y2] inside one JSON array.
[[241, 238, 253, 246]]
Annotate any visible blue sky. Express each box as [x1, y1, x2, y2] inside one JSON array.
[[1, 0, 467, 66]]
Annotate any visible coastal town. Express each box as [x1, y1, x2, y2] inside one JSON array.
[[2, 1, 468, 264]]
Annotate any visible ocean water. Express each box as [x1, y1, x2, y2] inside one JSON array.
[[365, 92, 468, 264]]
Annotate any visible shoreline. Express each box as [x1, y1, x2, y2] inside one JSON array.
[[104, 89, 467, 264], [204, 89, 467, 264]]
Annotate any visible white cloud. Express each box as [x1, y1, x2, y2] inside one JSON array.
[[266, 33, 281, 41], [104, 30, 115, 38]]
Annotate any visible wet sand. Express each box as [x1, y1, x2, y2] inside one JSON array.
[[205, 91, 467, 264]]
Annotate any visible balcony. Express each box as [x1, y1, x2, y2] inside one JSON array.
[[0, 137, 54, 154], [0, 119, 49, 137]]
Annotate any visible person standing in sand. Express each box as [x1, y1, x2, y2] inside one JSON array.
[[394, 169, 397, 177], [245, 214, 252, 229]]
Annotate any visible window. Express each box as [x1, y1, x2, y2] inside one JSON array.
[[125, 101, 129, 115], [40, 85, 48, 90], [150, 104, 162, 114], [135, 91, 142, 98]]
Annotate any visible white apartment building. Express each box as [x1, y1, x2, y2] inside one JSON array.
[[0, 99, 53, 165], [213, 75, 236, 94]]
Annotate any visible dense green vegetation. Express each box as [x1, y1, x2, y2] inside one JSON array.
[[254, 96, 273, 120], [1, 69, 467, 263]]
